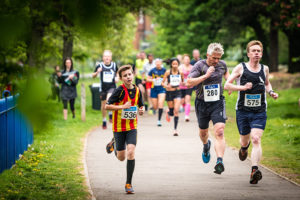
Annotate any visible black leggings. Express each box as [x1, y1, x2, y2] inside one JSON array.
[[63, 99, 75, 111]]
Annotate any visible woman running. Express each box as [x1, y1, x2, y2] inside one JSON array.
[[179, 54, 193, 122], [163, 58, 184, 136]]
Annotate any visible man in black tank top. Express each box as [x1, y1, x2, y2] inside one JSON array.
[[224, 40, 278, 184], [92, 50, 119, 129], [187, 43, 230, 175]]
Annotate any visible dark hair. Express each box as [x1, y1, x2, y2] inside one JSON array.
[[118, 65, 133, 78], [169, 57, 180, 68], [63, 57, 73, 72], [147, 53, 153, 58]]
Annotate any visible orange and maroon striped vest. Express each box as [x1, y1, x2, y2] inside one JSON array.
[[112, 84, 140, 132]]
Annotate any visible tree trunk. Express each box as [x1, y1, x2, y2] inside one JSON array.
[[27, 24, 45, 68], [269, 19, 279, 72], [62, 15, 73, 65], [286, 29, 300, 73]]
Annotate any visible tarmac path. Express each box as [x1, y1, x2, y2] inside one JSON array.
[[85, 108, 300, 200]]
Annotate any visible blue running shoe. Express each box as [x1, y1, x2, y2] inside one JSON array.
[[214, 160, 225, 174], [125, 184, 135, 194], [202, 140, 211, 163], [157, 120, 162, 127]]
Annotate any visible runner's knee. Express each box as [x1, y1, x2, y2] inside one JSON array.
[[215, 127, 224, 139], [251, 135, 261, 145], [117, 154, 126, 161]]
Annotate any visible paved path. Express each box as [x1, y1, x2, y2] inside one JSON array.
[[86, 109, 300, 200]]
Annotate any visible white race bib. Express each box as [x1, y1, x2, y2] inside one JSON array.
[[154, 78, 163, 86], [121, 106, 138, 119], [103, 71, 114, 83], [203, 84, 220, 102], [244, 94, 261, 107], [170, 75, 181, 87]]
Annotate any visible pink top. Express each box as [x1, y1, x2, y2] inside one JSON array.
[[180, 64, 193, 89]]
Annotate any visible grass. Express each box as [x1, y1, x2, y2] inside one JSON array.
[[223, 88, 300, 184], [0, 78, 101, 200]]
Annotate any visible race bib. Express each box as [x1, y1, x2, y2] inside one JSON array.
[[154, 77, 163, 86], [121, 106, 138, 119], [244, 94, 261, 107], [203, 84, 220, 102], [103, 71, 114, 83], [170, 75, 181, 87]]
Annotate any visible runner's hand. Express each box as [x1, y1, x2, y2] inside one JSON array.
[[270, 91, 279, 100], [123, 102, 131, 109], [243, 82, 252, 90], [206, 66, 215, 78], [97, 67, 102, 73], [69, 74, 74, 80], [139, 106, 144, 116]]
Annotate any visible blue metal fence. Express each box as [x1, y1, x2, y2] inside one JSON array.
[[0, 94, 33, 173]]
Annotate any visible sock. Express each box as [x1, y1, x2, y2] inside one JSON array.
[[168, 108, 174, 116], [185, 103, 191, 116], [145, 103, 148, 111], [252, 166, 258, 171], [174, 116, 179, 130], [217, 157, 223, 162], [204, 141, 210, 152], [126, 159, 135, 184], [158, 108, 163, 120], [242, 142, 251, 150]]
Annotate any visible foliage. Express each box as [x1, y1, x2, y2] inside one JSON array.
[[0, 78, 101, 200]]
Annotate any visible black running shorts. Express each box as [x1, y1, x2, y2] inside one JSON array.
[[113, 129, 137, 151], [166, 90, 181, 101], [195, 97, 226, 129]]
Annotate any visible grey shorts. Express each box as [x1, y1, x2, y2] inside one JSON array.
[[195, 97, 226, 129]]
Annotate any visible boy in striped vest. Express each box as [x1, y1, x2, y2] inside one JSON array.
[[105, 65, 144, 194]]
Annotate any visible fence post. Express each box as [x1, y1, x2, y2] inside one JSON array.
[[81, 83, 86, 121]]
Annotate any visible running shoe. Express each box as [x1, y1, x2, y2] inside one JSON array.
[[148, 109, 153, 115], [102, 121, 107, 129], [157, 120, 162, 127], [166, 110, 171, 122], [214, 160, 225, 174], [239, 142, 250, 161], [173, 131, 178, 136], [109, 115, 113, 123], [125, 184, 135, 194], [250, 169, 262, 184], [179, 106, 184, 113], [202, 140, 211, 163], [106, 138, 115, 154], [185, 115, 190, 122]]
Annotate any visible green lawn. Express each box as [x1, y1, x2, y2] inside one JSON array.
[[223, 88, 300, 184], [0, 78, 101, 200]]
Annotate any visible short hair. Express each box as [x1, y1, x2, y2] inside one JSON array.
[[183, 54, 190, 59], [207, 43, 224, 55], [118, 65, 133, 78], [103, 50, 112, 56], [246, 40, 263, 53]]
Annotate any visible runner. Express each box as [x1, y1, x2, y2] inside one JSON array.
[[105, 65, 144, 194], [187, 43, 229, 174], [135, 51, 148, 110], [163, 58, 184, 136], [142, 53, 155, 114], [92, 50, 118, 129], [179, 54, 193, 121], [190, 49, 201, 65], [224, 40, 278, 184], [147, 59, 166, 126]]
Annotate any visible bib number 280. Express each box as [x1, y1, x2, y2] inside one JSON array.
[[203, 84, 220, 102]]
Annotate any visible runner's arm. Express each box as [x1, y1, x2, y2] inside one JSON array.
[[264, 66, 278, 99], [224, 65, 250, 91]]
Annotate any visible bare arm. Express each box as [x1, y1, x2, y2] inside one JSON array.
[[224, 64, 252, 91], [162, 71, 169, 88], [264, 66, 278, 99], [186, 66, 215, 88], [105, 101, 131, 111]]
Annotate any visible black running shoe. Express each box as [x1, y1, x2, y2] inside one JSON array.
[[214, 160, 225, 174], [106, 138, 115, 154], [239, 142, 250, 161], [250, 169, 262, 184]]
